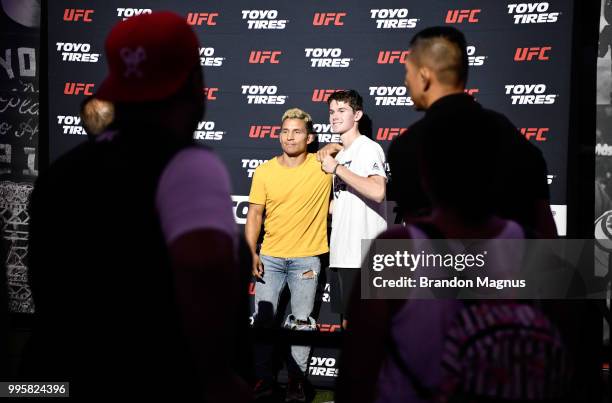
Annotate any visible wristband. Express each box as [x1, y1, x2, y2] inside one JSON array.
[[332, 163, 340, 175]]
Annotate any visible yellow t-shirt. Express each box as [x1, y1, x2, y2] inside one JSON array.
[[249, 153, 332, 258]]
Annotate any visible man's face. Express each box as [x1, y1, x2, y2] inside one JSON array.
[[280, 118, 312, 157], [404, 55, 426, 111], [329, 100, 360, 134]]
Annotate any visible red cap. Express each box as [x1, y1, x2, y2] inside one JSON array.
[[96, 12, 200, 103]]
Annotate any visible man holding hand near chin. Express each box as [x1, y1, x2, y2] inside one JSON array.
[[318, 90, 388, 329]]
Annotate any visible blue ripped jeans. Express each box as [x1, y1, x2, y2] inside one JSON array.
[[253, 255, 321, 378]]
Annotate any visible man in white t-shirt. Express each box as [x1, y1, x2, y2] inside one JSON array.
[[318, 90, 388, 328]]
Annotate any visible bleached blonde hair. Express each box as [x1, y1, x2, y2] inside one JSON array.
[[281, 107, 314, 134]]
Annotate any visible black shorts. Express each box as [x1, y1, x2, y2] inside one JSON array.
[[329, 267, 359, 317]]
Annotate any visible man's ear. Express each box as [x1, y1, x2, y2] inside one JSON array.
[[354, 110, 364, 122], [307, 133, 314, 144], [419, 66, 432, 92]]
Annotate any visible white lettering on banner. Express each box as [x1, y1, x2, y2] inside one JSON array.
[[507, 3, 559, 24], [116, 8, 152, 20], [0, 48, 36, 79], [242, 159, 268, 178], [199, 48, 224, 67], [370, 8, 418, 29], [596, 143, 612, 156], [305, 48, 351, 68], [56, 42, 99, 63], [308, 356, 339, 377], [321, 283, 331, 302], [232, 195, 250, 225], [314, 123, 341, 143], [368, 86, 413, 106], [193, 121, 223, 141], [504, 84, 557, 105], [56, 115, 87, 135], [241, 85, 287, 104], [241, 9, 287, 29], [466, 45, 486, 66]]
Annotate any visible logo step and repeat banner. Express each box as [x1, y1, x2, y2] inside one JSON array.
[[47, 0, 574, 387]]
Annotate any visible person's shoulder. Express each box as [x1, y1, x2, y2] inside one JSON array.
[[481, 107, 515, 128], [305, 152, 323, 167], [407, 115, 427, 131], [358, 135, 385, 154], [252, 157, 276, 176], [166, 146, 227, 174], [306, 153, 331, 179], [479, 106, 524, 139], [390, 120, 423, 149], [480, 107, 544, 156]]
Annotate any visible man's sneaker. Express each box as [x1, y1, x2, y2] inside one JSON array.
[[254, 379, 275, 400], [285, 376, 306, 402]]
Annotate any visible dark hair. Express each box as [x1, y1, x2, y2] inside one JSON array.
[[410, 26, 469, 86], [327, 89, 363, 112]]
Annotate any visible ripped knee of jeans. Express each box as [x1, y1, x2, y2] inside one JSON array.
[[283, 314, 317, 331], [300, 269, 317, 280]]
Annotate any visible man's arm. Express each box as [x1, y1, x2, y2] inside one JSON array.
[[316, 143, 343, 162], [245, 203, 265, 278], [169, 230, 250, 402], [322, 155, 385, 203]]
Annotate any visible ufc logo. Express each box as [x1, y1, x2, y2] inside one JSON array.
[[203, 87, 218, 100], [376, 128, 405, 141], [248, 50, 281, 64], [520, 127, 549, 141], [313, 12, 346, 26], [186, 12, 218, 26], [64, 82, 94, 96], [377, 50, 410, 64], [249, 125, 282, 138], [312, 89, 341, 102], [63, 9, 94, 22], [464, 88, 480, 96], [317, 324, 342, 332], [514, 47, 552, 61], [445, 9, 481, 24]]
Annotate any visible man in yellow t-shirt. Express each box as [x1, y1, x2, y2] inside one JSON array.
[[245, 107, 332, 400]]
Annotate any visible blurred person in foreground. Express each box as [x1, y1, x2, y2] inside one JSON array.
[[24, 12, 249, 402], [336, 103, 569, 403], [387, 26, 557, 237]]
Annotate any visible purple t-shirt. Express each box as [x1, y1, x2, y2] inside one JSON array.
[[155, 148, 236, 245]]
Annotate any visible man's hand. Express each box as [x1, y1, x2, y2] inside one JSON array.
[[317, 143, 343, 162], [321, 155, 339, 174], [252, 253, 264, 279]]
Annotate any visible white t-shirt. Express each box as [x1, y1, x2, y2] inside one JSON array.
[[330, 135, 388, 268]]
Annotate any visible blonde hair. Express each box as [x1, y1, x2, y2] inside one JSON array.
[[80, 97, 115, 136], [281, 107, 314, 133]]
